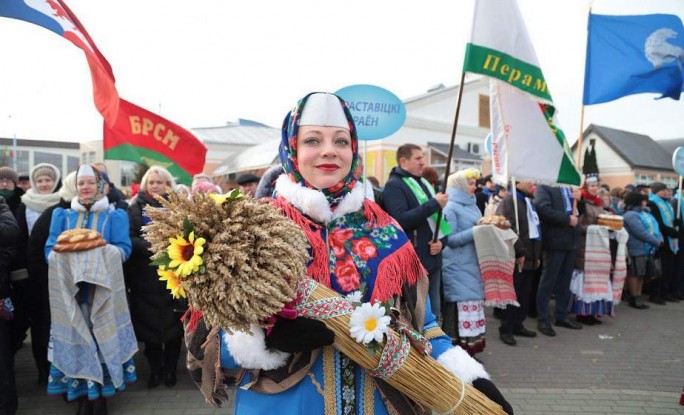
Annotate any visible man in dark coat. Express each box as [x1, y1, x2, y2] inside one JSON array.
[[0, 196, 20, 415], [0, 167, 24, 215], [534, 184, 583, 336], [646, 182, 681, 304], [236, 173, 260, 197], [496, 181, 541, 345], [382, 144, 448, 318]]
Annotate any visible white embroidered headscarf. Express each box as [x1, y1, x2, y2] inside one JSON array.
[[447, 168, 481, 191]]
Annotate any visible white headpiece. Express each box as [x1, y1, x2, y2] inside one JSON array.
[[299, 93, 349, 129], [77, 164, 97, 178]]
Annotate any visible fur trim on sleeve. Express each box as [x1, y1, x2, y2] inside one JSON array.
[[436, 346, 490, 385], [222, 324, 290, 370]]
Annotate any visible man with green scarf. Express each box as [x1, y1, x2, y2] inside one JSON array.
[[383, 143, 450, 319]]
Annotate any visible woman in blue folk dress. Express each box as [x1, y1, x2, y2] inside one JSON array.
[[185, 93, 513, 415], [44, 165, 137, 415]]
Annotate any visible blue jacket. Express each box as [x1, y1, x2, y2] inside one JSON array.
[[623, 207, 663, 257], [45, 200, 131, 262], [442, 188, 484, 302], [382, 167, 444, 273]]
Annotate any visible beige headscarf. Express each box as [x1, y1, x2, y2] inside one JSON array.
[[58, 171, 78, 202], [447, 168, 481, 191]]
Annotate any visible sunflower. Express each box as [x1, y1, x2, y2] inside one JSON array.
[[167, 231, 206, 277], [208, 189, 243, 205], [158, 267, 186, 299]]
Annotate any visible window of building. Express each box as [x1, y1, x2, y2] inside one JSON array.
[[661, 176, 677, 189], [0, 149, 29, 172], [635, 174, 654, 185], [478, 94, 490, 128], [34, 151, 63, 170], [67, 156, 79, 173]]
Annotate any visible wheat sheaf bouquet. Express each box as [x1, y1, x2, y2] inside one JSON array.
[[142, 190, 505, 414], [141, 190, 309, 333]]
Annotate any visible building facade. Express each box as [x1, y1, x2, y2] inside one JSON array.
[[574, 125, 679, 189], [0, 137, 79, 177]]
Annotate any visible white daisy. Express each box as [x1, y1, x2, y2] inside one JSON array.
[[345, 291, 363, 303], [349, 302, 391, 345]]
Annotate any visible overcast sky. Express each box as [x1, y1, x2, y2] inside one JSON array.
[[0, 0, 683, 145]]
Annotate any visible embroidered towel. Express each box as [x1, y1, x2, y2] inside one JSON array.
[[473, 225, 519, 308], [48, 245, 138, 387]]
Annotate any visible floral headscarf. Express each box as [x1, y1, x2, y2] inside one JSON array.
[[279, 92, 360, 206], [76, 164, 107, 209]]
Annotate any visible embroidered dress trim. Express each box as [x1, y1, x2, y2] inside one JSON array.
[[322, 347, 337, 415], [456, 300, 486, 355], [340, 354, 356, 415], [47, 359, 137, 401], [457, 301, 486, 337], [423, 326, 447, 340]]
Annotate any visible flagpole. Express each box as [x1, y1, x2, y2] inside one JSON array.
[[432, 71, 467, 243], [511, 176, 523, 273], [573, 3, 592, 209], [363, 139, 369, 199], [576, 105, 586, 168], [573, 104, 586, 213], [677, 175, 683, 221], [511, 176, 520, 235]]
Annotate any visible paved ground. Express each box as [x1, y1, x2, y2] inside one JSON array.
[[14, 299, 684, 414]]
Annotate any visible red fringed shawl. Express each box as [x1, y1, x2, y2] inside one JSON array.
[[270, 196, 425, 303]]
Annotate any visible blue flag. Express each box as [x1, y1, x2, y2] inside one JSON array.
[[583, 14, 684, 105]]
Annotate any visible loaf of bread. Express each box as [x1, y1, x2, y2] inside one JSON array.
[[53, 229, 107, 253], [597, 214, 624, 231], [477, 215, 511, 229]]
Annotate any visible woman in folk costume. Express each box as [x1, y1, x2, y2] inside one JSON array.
[[187, 93, 512, 414], [25, 171, 79, 386], [44, 165, 137, 415], [569, 173, 607, 325], [13, 163, 62, 384], [441, 168, 487, 355], [125, 166, 184, 389]]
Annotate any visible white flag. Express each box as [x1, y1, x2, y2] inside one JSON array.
[[464, 0, 580, 186]]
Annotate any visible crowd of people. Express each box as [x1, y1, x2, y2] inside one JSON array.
[[373, 153, 683, 350], [0, 92, 682, 415], [0, 163, 223, 415]]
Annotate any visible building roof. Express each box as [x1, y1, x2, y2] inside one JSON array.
[[192, 119, 279, 146], [581, 124, 673, 171], [212, 139, 280, 176], [403, 76, 485, 105], [428, 141, 482, 161], [656, 137, 684, 157], [0, 137, 79, 149]]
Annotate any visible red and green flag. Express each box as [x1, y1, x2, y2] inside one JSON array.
[[0, 0, 207, 184], [104, 99, 207, 185]]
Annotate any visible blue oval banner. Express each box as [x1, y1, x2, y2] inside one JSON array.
[[335, 84, 406, 140], [673, 146, 684, 176]]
